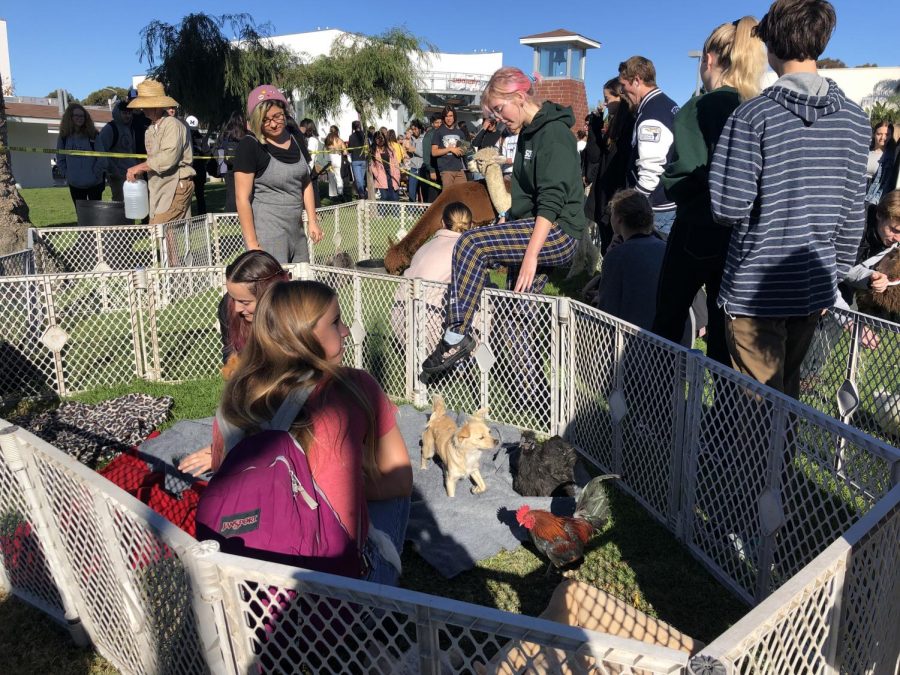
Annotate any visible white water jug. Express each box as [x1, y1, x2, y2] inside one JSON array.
[[123, 179, 149, 220]]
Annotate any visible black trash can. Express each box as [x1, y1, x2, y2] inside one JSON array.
[[75, 200, 128, 227], [71, 201, 130, 270], [356, 258, 386, 274]]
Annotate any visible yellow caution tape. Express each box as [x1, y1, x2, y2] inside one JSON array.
[[370, 152, 442, 190], [0, 144, 231, 161]]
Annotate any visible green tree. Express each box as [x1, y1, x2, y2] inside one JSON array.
[[82, 87, 129, 106], [139, 13, 300, 128], [855, 63, 879, 68], [45, 89, 79, 104], [816, 57, 846, 69], [0, 74, 32, 255], [293, 28, 434, 127]]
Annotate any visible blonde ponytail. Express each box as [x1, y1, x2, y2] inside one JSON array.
[[704, 16, 767, 101]]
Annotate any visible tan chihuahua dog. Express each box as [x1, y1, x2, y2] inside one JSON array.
[[421, 394, 497, 497]]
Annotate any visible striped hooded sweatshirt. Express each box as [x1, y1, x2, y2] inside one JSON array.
[[709, 74, 869, 317]]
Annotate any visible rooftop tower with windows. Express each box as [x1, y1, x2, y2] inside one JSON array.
[[519, 29, 601, 132]]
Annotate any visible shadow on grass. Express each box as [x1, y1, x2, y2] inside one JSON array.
[[400, 480, 746, 646], [0, 593, 116, 675]]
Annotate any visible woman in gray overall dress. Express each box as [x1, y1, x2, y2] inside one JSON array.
[[234, 85, 322, 263]]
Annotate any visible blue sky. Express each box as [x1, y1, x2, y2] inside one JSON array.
[[3, 0, 896, 111]]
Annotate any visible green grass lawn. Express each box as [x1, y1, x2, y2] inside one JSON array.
[[20, 183, 229, 228]]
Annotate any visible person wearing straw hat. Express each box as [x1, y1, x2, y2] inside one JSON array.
[[126, 79, 195, 264]]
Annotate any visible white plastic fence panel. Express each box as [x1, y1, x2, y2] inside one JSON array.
[[681, 355, 900, 604], [31, 225, 156, 273], [0, 421, 221, 675], [305, 263, 412, 401], [212, 554, 688, 675], [695, 484, 900, 675]]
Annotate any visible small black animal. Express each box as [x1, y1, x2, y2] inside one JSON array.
[[512, 431, 577, 498]]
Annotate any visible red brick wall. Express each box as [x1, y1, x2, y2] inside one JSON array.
[[532, 79, 588, 134]]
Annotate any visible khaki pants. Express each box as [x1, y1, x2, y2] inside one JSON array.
[[725, 313, 820, 399], [440, 170, 467, 186], [150, 179, 195, 225], [151, 180, 195, 266]]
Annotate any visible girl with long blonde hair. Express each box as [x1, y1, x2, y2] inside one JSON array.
[[213, 280, 412, 583], [652, 16, 766, 365], [56, 103, 105, 204]]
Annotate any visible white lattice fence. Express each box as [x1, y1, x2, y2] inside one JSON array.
[[801, 309, 900, 449], [31, 225, 157, 273], [0, 248, 35, 277], [681, 356, 900, 604], [213, 555, 689, 675], [0, 421, 225, 674], [692, 483, 900, 674]]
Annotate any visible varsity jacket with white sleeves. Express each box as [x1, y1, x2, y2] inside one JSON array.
[[627, 88, 679, 212]]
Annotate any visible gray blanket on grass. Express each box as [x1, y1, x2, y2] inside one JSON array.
[[138, 405, 587, 578]]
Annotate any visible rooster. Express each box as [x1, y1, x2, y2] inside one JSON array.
[[516, 474, 618, 573]]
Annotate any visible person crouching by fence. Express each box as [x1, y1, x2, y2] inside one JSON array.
[[421, 66, 584, 378], [126, 80, 196, 266]]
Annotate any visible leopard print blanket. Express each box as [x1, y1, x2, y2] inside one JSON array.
[[13, 394, 173, 467]]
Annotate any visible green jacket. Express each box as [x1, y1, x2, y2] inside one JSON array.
[[510, 102, 586, 239], [661, 86, 740, 229]]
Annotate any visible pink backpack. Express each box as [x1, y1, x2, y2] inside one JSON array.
[[195, 387, 365, 578]]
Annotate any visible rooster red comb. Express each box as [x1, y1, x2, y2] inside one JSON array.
[[515, 505, 531, 525]]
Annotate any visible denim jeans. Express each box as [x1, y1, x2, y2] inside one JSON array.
[[654, 209, 676, 238], [351, 160, 367, 197], [366, 495, 410, 585], [406, 173, 419, 202]]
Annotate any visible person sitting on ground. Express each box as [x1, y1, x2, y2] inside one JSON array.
[[590, 189, 670, 331], [178, 250, 290, 477], [422, 67, 584, 377], [199, 280, 413, 583]]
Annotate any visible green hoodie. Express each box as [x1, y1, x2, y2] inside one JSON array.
[[510, 102, 586, 239]]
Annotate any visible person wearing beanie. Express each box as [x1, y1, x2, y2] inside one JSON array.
[[231, 84, 322, 263]]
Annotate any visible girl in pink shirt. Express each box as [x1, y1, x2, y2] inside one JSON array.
[[220, 280, 412, 583]]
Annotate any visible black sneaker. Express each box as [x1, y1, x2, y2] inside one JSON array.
[[421, 335, 477, 376]]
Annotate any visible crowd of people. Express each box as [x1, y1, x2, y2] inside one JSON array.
[[51, 0, 900, 585]]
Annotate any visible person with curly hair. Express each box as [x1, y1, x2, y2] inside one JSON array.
[[56, 103, 106, 204]]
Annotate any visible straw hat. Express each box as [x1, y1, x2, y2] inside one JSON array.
[[127, 80, 178, 109]]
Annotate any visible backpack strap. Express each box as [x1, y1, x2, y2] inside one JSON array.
[[216, 376, 316, 452]]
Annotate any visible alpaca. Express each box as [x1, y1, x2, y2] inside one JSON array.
[[383, 182, 495, 274], [383, 148, 512, 275]]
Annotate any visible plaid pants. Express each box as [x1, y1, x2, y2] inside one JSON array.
[[448, 218, 577, 334]]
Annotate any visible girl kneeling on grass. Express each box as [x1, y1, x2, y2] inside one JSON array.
[[178, 250, 289, 477], [203, 280, 413, 583], [422, 67, 586, 376]]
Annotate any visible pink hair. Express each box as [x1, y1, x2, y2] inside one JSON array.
[[482, 67, 535, 118]]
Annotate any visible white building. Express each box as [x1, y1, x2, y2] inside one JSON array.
[[4, 99, 111, 188], [761, 65, 900, 110], [265, 28, 503, 134]]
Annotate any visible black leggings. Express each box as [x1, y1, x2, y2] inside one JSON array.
[[68, 183, 105, 204], [652, 219, 732, 366]]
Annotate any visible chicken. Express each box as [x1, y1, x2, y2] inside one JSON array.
[[516, 474, 618, 572]]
